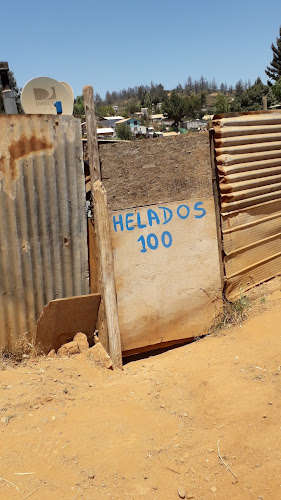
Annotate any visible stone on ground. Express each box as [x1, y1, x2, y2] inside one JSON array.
[[58, 341, 80, 357], [88, 343, 113, 369], [73, 332, 89, 351]]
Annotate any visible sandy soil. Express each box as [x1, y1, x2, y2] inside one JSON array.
[[1, 283, 281, 499]]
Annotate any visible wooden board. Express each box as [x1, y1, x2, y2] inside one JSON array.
[[36, 293, 101, 353], [92, 181, 122, 368], [110, 198, 222, 352]]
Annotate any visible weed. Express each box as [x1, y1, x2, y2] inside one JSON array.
[[0, 333, 40, 364], [212, 291, 250, 332]]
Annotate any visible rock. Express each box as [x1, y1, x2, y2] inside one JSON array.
[[73, 332, 89, 352], [57, 341, 80, 357], [178, 488, 186, 499], [186, 495, 195, 499], [88, 343, 113, 369], [88, 471, 95, 479], [47, 349, 56, 358], [1, 416, 8, 424], [210, 486, 217, 493], [268, 401, 273, 405]]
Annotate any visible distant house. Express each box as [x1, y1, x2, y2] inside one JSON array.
[[115, 117, 147, 136], [97, 127, 114, 137], [150, 113, 165, 123], [147, 126, 154, 138], [180, 119, 207, 131], [99, 116, 124, 128], [81, 122, 115, 137]]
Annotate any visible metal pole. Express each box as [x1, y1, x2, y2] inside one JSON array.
[[0, 61, 18, 114]]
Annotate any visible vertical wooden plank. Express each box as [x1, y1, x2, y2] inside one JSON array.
[[88, 219, 98, 293], [93, 180, 122, 368], [83, 85, 101, 183], [83, 85, 109, 354], [88, 218, 110, 354], [83, 85, 122, 368]]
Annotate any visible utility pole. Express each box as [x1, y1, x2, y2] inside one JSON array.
[[0, 61, 18, 114]]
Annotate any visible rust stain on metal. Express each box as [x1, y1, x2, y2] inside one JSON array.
[[213, 110, 281, 300], [0, 134, 53, 184]]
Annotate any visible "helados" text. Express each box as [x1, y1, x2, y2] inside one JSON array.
[[112, 202, 206, 233]]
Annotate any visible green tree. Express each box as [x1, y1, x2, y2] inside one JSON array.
[[270, 76, 281, 102], [215, 94, 229, 114], [125, 100, 140, 115], [265, 25, 281, 83], [235, 80, 244, 97], [230, 78, 271, 112], [73, 95, 84, 118], [162, 91, 187, 126], [186, 94, 202, 119], [0, 70, 23, 114], [142, 92, 152, 111], [116, 123, 132, 140], [95, 104, 115, 119]]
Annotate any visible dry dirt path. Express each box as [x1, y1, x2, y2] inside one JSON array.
[[1, 287, 281, 499]]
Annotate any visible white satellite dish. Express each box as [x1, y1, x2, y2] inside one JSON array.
[[21, 77, 73, 115], [60, 81, 74, 102]]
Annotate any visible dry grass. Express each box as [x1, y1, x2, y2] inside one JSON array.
[[211, 292, 250, 333], [0, 333, 40, 364]]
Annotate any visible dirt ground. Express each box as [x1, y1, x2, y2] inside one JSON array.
[[1, 281, 281, 500]]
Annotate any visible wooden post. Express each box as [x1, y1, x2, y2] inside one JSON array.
[[83, 85, 122, 368], [262, 96, 268, 111], [93, 180, 122, 368], [83, 85, 101, 182]]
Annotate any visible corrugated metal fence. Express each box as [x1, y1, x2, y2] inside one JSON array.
[[213, 110, 281, 300], [0, 114, 89, 346]]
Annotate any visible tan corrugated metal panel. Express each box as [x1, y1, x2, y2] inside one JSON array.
[[0, 115, 89, 346], [213, 110, 281, 300]]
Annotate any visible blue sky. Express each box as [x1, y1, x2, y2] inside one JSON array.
[[2, 0, 281, 98]]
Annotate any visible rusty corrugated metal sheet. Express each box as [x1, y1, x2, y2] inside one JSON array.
[[0, 114, 89, 346], [213, 110, 281, 300]]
